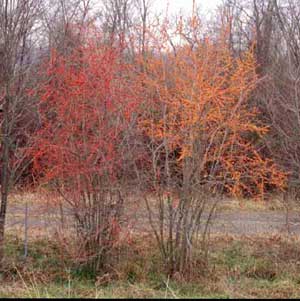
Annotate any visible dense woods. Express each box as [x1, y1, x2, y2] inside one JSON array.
[[0, 0, 299, 278]]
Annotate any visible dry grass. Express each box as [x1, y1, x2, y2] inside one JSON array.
[[218, 194, 298, 212], [1, 231, 300, 298], [2, 191, 300, 298]]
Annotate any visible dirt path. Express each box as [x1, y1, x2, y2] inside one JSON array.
[[5, 201, 300, 237], [212, 211, 300, 235]]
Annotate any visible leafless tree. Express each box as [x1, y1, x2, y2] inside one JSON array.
[[98, 0, 134, 45], [0, 0, 42, 264], [41, 0, 94, 56], [218, 0, 300, 199], [264, 0, 300, 197]]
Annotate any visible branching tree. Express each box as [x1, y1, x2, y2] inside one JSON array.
[[31, 30, 139, 271], [136, 15, 286, 276]]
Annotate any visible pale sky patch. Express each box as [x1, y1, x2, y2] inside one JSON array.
[[152, 0, 221, 17]]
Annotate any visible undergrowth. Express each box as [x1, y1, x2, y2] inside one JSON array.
[[1, 234, 300, 298]]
